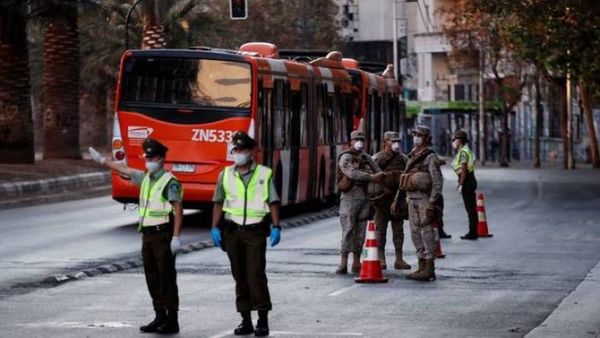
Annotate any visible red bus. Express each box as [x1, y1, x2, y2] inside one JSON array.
[[111, 42, 402, 209]]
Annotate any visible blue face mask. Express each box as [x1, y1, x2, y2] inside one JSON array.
[[145, 160, 162, 173], [233, 152, 250, 166]]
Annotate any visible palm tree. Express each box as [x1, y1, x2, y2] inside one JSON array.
[[34, 0, 81, 159], [0, 1, 35, 163]]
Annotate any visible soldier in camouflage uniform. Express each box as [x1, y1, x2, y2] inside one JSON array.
[[400, 126, 443, 282], [371, 131, 411, 270], [336, 130, 384, 274]]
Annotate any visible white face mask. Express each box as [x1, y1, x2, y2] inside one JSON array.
[[413, 136, 423, 146], [233, 152, 250, 166], [353, 140, 365, 152], [145, 160, 162, 173], [452, 140, 461, 150], [391, 142, 401, 152]]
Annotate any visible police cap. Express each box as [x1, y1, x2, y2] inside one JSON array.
[[412, 125, 431, 137], [142, 138, 168, 157], [350, 130, 366, 140], [232, 130, 257, 150], [453, 129, 469, 142], [383, 131, 401, 141]]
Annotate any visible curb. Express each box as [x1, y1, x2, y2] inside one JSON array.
[[36, 207, 340, 287], [0, 172, 110, 199]]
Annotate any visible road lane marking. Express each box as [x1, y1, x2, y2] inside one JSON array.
[[208, 330, 363, 338], [328, 284, 357, 296]]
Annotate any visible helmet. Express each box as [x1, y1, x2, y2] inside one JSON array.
[[142, 138, 168, 158], [232, 130, 257, 150], [383, 131, 401, 141], [412, 125, 431, 137], [350, 130, 366, 140]]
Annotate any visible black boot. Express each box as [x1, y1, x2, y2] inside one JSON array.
[[140, 310, 166, 333], [439, 228, 452, 239], [156, 310, 180, 334], [254, 311, 269, 337], [234, 311, 254, 335], [460, 232, 478, 240]]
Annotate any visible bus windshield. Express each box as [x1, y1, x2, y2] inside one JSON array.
[[120, 57, 252, 109]]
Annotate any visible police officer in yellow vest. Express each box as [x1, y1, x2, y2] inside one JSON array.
[[88, 138, 183, 334], [210, 131, 281, 337], [452, 130, 479, 240]]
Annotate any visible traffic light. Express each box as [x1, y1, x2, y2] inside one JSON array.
[[230, 0, 248, 20]]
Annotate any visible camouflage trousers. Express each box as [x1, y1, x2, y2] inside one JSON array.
[[373, 199, 405, 252], [339, 197, 370, 254], [408, 198, 436, 260]]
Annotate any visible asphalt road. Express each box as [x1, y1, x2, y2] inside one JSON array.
[[0, 197, 211, 289], [1, 167, 599, 337]]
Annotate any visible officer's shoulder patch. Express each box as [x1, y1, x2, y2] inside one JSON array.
[[169, 181, 181, 192]]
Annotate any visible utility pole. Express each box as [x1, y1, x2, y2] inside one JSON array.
[[392, 0, 399, 81], [566, 69, 574, 169], [479, 50, 485, 165]]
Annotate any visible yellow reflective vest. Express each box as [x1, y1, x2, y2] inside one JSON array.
[[222, 164, 272, 226], [452, 145, 475, 174], [138, 171, 182, 231]]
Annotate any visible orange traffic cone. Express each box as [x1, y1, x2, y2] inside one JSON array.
[[355, 221, 388, 283], [433, 223, 446, 258], [476, 193, 493, 237]]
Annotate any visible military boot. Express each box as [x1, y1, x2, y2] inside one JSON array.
[[335, 253, 348, 274], [379, 249, 387, 270], [234, 311, 254, 335], [408, 259, 436, 282], [140, 310, 166, 333], [254, 311, 269, 337], [351, 252, 362, 273], [156, 310, 179, 334], [393, 251, 411, 270], [406, 259, 426, 279]]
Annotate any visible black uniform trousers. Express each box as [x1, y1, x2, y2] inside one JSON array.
[[223, 221, 272, 313], [461, 172, 478, 235], [141, 226, 179, 312]]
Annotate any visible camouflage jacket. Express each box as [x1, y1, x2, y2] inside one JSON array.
[[337, 149, 381, 200], [404, 147, 443, 202]]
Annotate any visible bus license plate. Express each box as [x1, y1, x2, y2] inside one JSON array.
[[172, 164, 195, 173]]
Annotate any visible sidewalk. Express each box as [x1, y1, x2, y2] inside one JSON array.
[[526, 260, 600, 338], [0, 158, 110, 209]]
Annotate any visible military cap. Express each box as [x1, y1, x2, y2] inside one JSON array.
[[453, 129, 469, 141], [412, 125, 431, 137], [142, 138, 168, 157], [232, 130, 257, 150], [383, 131, 401, 141], [350, 130, 366, 140]]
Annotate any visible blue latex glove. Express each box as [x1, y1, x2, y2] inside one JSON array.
[[270, 226, 281, 247], [211, 228, 222, 247]]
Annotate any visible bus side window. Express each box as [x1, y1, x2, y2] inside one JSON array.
[[334, 86, 342, 144], [374, 91, 382, 152], [274, 79, 285, 149], [290, 85, 301, 149], [316, 83, 325, 144], [300, 83, 308, 148], [259, 80, 273, 150], [325, 84, 333, 145]]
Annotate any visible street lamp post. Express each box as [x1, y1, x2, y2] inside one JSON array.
[[392, 0, 398, 81], [125, 0, 144, 50]]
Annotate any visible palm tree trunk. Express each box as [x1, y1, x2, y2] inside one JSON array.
[[579, 79, 600, 168], [141, 0, 166, 49], [0, 4, 34, 163], [80, 89, 107, 149], [42, 3, 81, 159]]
